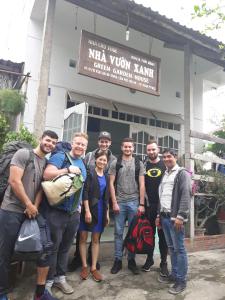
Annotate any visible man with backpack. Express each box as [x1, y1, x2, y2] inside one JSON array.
[[0, 130, 59, 300], [43, 132, 88, 295], [142, 140, 168, 276], [156, 149, 191, 295], [68, 131, 116, 272], [84, 131, 116, 173], [109, 137, 145, 275]]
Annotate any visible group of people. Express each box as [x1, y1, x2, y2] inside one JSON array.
[[0, 129, 191, 300]]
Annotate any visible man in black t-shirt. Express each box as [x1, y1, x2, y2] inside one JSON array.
[[143, 140, 168, 277]]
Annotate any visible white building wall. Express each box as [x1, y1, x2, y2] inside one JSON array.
[[24, 0, 219, 143]]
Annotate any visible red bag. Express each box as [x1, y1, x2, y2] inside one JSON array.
[[124, 213, 153, 254]]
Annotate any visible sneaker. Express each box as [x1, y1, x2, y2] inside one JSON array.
[[80, 266, 90, 280], [87, 255, 101, 270], [128, 259, 139, 275], [158, 274, 176, 284], [53, 280, 74, 295], [142, 257, 154, 272], [159, 262, 169, 277], [33, 290, 58, 300], [168, 282, 186, 294], [91, 269, 103, 282], [67, 256, 82, 272], [111, 259, 122, 274]]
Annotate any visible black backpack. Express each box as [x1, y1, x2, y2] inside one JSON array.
[[0, 141, 33, 204], [115, 155, 141, 190], [124, 213, 153, 254]]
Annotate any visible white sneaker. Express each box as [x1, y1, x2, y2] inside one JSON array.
[[53, 278, 74, 294]]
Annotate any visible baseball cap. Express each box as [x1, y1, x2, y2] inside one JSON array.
[[98, 131, 111, 140]]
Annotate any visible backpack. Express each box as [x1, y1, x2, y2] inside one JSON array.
[[115, 155, 141, 190], [13, 218, 43, 261], [124, 213, 154, 254], [0, 141, 33, 204], [50, 141, 72, 157]]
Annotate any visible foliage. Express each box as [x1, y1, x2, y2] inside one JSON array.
[[0, 114, 10, 152], [206, 117, 225, 155], [0, 89, 26, 116], [192, 0, 225, 48], [4, 125, 38, 149], [195, 170, 225, 228]]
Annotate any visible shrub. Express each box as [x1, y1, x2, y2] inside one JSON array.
[[4, 125, 38, 148]]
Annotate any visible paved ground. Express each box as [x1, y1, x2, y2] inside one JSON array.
[[11, 248, 225, 300]]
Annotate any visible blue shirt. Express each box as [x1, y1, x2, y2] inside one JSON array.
[[48, 151, 87, 212]]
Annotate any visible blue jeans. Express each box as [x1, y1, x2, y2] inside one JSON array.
[[161, 216, 188, 283], [114, 199, 139, 260]]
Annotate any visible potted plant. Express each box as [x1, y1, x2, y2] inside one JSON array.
[[194, 170, 225, 235]]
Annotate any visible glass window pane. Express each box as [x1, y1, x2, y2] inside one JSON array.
[[119, 112, 126, 120], [158, 137, 163, 146], [134, 115, 140, 123], [168, 122, 173, 130], [144, 132, 148, 144], [174, 124, 180, 131], [162, 121, 168, 129], [93, 107, 101, 115], [156, 120, 161, 127], [174, 140, 178, 149], [88, 106, 92, 114], [150, 119, 156, 126], [164, 136, 168, 147], [102, 109, 109, 117], [127, 114, 133, 122], [132, 133, 137, 142], [140, 117, 147, 124], [112, 111, 118, 119], [137, 144, 142, 154], [169, 136, 173, 148], [138, 132, 143, 143]]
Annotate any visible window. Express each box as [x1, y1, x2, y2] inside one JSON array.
[[112, 111, 118, 119], [102, 109, 109, 117], [132, 131, 152, 160], [158, 135, 179, 155]]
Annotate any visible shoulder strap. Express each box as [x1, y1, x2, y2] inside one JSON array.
[[65, 152, 73, 165], [86, 151, 93, 167], [134, 156, 141, 187], [115, 155, 122, 189]]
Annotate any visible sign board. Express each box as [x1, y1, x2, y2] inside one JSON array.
[[78, 30, 160, 95]]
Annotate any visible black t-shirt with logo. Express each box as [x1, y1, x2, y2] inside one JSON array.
[[145, 159, 166, 206]]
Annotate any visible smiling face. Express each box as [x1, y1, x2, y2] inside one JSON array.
[[121, 141, 134, 158], [39, 135, 58, 155], [98, 138, 111, 151], [95, 153, 108, 170], [146, 142, 160, 162], [71, 136, 88, 158], [162, 151, 177, 170]]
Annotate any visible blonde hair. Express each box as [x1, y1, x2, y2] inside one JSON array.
[[73, 132, 88, 141]]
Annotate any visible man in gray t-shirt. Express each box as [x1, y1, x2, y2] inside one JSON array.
[[109, 137, 145, 275], [0, 130, 58, 300]]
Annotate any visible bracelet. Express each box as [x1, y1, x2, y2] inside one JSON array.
[[139, 203, 145, 207]]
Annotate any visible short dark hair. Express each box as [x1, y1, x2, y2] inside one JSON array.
[[121, 137, 134, 145], [95, 149, 108, 161], [146, 139, 158, 146], [162, 148, 177, 157], [42, 130, 58, 140]]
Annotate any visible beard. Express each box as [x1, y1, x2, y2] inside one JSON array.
[[40, 143, 51, 155], [149, 153, 158, 161]]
